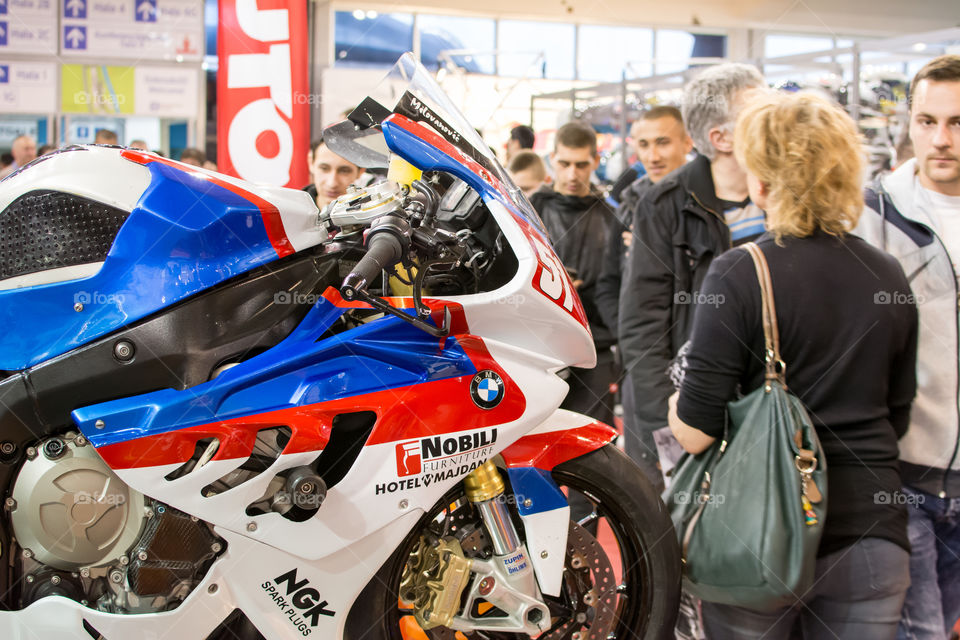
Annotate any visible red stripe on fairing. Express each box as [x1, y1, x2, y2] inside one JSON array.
[[321, 286, 417, 309], [120, 149, 294, 258], [96, 307, 524, 469], [500, 422, 618, 471]]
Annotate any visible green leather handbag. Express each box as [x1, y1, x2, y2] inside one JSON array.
[[667, 242, 828, 613]]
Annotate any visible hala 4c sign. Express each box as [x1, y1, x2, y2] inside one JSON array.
[[217, 0, 308, 187]]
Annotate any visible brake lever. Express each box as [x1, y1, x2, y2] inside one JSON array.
[[347, 287, 451, 338]]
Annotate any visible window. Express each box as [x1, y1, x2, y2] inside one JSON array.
[[656, 30, 726, 74], [497, 21, 575, 80], [764, 34, 834, 59], [578, 25, 652, 81], [334, 11, 414, 67], [418, 15, 495, 74]]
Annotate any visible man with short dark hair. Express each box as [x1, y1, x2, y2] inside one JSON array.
[[179, 148, 206, 167], [618, 63, 765, 488], [94, 129, 118, 145], [529, 121, 618, 423], [507, 150, 547, 198], [305, 136, 365, 210], [505, 124, 535, 162], [595, 105, 692, 488], [855, 54, 960, 640]]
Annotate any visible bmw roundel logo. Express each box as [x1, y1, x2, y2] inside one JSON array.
[[470, 370, 504, 410]]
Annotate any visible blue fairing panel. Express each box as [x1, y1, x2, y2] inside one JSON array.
[[506, 466, 569, 516], [0, 161, 282, 370], [74, 294, 476, 449]]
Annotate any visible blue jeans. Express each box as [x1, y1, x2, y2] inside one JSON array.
[[897, 485, 960, 640], [701, 537, 910, 639]]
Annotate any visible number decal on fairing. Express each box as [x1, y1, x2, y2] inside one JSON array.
[[512, 220, 589, 329], [530, 234, 574, 313]]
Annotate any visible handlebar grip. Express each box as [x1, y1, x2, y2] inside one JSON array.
[[341, 231, 404, 299]]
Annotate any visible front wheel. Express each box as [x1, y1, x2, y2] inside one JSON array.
[[346, 444, 681, 639]]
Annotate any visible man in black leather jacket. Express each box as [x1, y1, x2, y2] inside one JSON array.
[[530, 121, 618, 424], [595, 106, 691, 489], [618, 63, 766, 486]]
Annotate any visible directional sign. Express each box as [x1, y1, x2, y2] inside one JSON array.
[[64, 0, 85, 19], [2, 0, 57, 54], [64, 24, 85, 49], [60, 0, 202, 60], [0, 62, 56, 114], [134, 0, 154, 22]]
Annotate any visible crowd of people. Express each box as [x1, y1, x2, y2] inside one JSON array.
[[508, 56, 960, 640], [1, 54, 959, 640]]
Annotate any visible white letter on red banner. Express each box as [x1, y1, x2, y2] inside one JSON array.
[[217, 0, 308, 188]]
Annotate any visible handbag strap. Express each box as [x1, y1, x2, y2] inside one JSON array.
[[743, 242, 785, 383]]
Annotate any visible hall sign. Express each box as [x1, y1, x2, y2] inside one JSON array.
[[59, 0, 203, 61], [217, 0, 309, 188], [0, 0, 57, 55]]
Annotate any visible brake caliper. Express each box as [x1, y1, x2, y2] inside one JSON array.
[[400, 537, 473, 630]]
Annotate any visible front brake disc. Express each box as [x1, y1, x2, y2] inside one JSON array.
[[541, 520, 618, 640]]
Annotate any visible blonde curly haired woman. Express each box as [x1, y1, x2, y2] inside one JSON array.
[[668, 92, 919, 638]]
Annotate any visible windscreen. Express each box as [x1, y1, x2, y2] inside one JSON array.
[[324, 53, 547, 234]]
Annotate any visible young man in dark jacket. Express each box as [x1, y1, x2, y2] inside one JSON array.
[[530, 121, 618, 424], [617, 63, 765, 485], [594, 106, 691, 488]]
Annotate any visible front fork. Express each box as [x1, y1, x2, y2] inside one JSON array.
[[407, 461, 552, 635], [456, 461, 552, 635]]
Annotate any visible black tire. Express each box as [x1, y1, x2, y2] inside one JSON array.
[[346, 444, 681, 640]]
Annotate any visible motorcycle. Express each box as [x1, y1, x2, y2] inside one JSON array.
[[0, 54, 680, 639]]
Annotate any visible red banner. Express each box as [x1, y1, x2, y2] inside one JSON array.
[[217, 0, 309, 188]]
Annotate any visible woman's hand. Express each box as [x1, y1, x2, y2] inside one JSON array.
[[667, 391, 717, 455]]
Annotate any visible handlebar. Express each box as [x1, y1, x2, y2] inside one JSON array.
[[340, 214, 410, 300]]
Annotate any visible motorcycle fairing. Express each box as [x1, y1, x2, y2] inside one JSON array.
[[0, 147, 322, 371], [74, 290, 538, 559], [0, 512, 422, 639]]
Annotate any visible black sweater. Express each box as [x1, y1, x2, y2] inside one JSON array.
[[676, 230, 918, 555]]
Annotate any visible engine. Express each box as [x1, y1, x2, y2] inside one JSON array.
[[7, 432, 224, 612]]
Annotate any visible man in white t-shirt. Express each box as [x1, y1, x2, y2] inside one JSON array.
[[855, 54, 960, 640]]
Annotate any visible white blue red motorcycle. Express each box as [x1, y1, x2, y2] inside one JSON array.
[[0, 55, 679, 639]]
